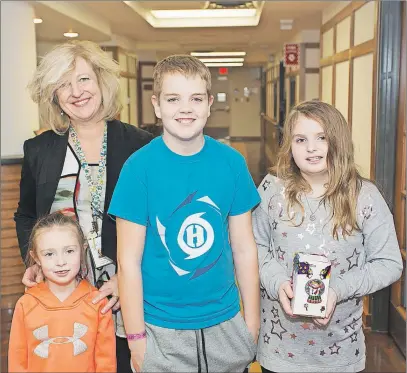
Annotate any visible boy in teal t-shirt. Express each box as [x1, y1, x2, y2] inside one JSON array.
[[109, 55, 260, 372]]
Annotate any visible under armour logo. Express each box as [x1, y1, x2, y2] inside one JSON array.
[[33, 323, 88, 358]]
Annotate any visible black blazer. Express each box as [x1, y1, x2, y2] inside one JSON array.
[[14, 120, 153, 263]]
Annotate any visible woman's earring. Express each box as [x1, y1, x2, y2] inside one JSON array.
[[60, 111, 64, 116]]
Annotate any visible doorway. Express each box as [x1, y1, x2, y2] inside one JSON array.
[[206, 67, 262, 140]]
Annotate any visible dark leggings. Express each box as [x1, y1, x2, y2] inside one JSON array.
[[261, 367, 275, 373], [243, 366, 275, 373], [116, 335, 132, 373]]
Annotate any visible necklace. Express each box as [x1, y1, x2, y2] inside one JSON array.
[[69, 122, 107, 239], [304, 194, 320, 222]]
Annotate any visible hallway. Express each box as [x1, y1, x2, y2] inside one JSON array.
[[1, 1, 406, 372]]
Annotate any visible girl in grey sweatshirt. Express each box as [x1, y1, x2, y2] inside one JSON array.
[[253, 101, 402, 372]]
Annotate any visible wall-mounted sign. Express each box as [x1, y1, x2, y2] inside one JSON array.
[[217, 93, 227, 102], [284, 43, 300, 67]]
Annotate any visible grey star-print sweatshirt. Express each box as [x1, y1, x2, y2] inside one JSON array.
[[253, 174, 402, 372]]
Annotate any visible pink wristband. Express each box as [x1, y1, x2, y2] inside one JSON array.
[[126, 331, 147, 341]]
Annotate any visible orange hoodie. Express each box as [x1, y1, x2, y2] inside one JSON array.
[[8, 280, 116, 373]]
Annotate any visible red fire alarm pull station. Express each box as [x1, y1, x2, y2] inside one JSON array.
[[218, 67, 229, 75]]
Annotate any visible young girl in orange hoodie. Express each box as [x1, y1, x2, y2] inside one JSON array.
[[8, 212, 116, 372]]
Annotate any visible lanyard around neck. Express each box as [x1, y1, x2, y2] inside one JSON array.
[[69, 122, 107, 221]]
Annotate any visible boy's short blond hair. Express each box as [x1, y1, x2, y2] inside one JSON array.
[[153, 55, 212, 99], [28, 40, 122, 134]]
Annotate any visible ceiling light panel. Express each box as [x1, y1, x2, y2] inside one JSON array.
[[123, 1, 264, 28], [191, 52, 246, 57], [151, 9, 256, 19], [64, 32, 79, 38], [199, 58, 245, 63], [280, 24, 293, 30], [204, 62, 243, 67], [280, 19, 293, 30]]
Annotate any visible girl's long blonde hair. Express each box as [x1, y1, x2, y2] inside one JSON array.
[[275, 100, 364, 239]]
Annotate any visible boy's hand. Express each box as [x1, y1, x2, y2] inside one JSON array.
[[313, 288, 338, 326], [278, 280, 295, 317], [130, 339, 147, 372]]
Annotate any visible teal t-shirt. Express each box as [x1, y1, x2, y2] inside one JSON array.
[[109, 136, 260, 329]]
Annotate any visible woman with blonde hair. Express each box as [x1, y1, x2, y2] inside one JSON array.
[[252, 100, 402, 372], [14, 40, 152, 373]]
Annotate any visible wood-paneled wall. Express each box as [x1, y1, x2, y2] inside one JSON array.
[[1, 163, 25, 372], [103, 46, 139, 127], [320, 1, 378, 179]]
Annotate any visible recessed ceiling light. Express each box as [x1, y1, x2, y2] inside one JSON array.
[[33, 18, 43, 24], [123, 1, 264, 28], [191, 52, 246, 57], [204, 62, 243, 67], [280, 24, 292, 30], [151, 9, 256, 19], [64, 32, 79, 38], [280, 19, 293, 30], [199, 58, 245, 63]]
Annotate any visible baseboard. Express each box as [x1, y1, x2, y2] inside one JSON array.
[[1, 157, 23, 165], [362, 308, 372, 329], [389, 303, 406, 357]]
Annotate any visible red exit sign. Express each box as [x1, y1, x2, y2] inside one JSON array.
[[218, 67, 229, 75]]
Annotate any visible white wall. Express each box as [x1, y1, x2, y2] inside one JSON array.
[[352, 53, 374, 178], [36, 41, 59, 58], [322, 1, 351, 24], [300, 30, 321, 43], [1, 1, 39, 158], [291, 29, 320, 44]]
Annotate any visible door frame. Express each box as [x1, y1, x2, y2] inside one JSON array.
[[389, 0, 406, 356]]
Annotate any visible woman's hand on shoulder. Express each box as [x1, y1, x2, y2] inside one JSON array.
[[92, 274, 120, 314], [22, 264, 43, 288]]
